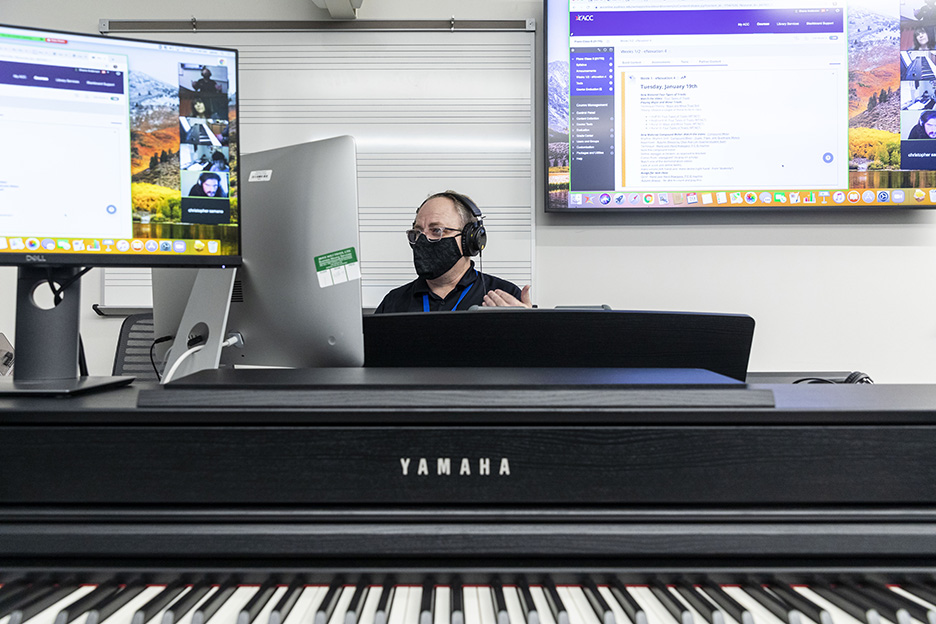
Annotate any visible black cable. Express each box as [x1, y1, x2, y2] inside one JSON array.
[[149, 336, 174, 382], [44, 267, 93, 376]]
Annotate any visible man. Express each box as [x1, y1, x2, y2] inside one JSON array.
[[374, 191, 532, 313]]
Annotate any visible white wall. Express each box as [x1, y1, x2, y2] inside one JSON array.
[[2, 0, 935, 382]]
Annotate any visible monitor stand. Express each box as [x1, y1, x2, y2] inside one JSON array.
[[159, 267, 236, 384], [0, 266, 133, 396]]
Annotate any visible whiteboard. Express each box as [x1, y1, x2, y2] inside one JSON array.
[[102, 25, 536, 310]]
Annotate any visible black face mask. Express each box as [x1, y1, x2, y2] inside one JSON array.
[[412, 234, 463, 280]]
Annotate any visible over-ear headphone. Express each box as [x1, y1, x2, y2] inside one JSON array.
[[441, 192, 487, 257]]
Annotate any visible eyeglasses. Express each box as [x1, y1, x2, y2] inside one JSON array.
[[406, 227, 462, 245]]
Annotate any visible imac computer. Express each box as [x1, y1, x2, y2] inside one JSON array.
[[152, 136, 364, 380], [0, 23, 241, 394]]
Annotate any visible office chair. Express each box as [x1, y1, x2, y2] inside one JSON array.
[[112, 312, 161, 381]]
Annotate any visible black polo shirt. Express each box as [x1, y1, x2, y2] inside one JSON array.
[[374, 261, 523, 313]]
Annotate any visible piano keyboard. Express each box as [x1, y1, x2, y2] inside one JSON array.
[[2, 580, 936, 624]]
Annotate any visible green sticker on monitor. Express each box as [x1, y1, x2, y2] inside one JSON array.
[[315, 247, 360, 288]]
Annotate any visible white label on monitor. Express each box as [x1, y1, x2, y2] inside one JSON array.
[[248, 169, 273, 182]]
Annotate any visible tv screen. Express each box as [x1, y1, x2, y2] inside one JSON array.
[[0, 24, 240, 264], [547, 1, 929, 212]]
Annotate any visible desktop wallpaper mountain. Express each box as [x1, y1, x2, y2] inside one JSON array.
[[847, 4, 903, 182]]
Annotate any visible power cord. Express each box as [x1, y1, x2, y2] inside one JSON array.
[[159, 334, 240, 384], [793, 371, 874, 384], [149, 335, 174, 382]]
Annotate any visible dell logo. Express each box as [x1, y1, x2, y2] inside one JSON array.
[[575, 14, 595, 21], [25, 255, 47, 262]]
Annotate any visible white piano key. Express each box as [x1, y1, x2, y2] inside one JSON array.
[[528, 589, 556, 624], [794, 587, 874, 624], [664, 587, 704, 624], [433, 588, 450, 624], [197, 587, 257, 624], [630, 587, 681, 624], [405, 589, 423, 624], [463, 589, 481, 624], [249, 586, 287, 624], [503, 587, 525, 624], [388, 588, 411, 624], [327, 588, 358, 624], [92, 586, 164, 624], [477, 589, 497, 624], [598, 586, 633, 624], [289, 587, 328, 624], [723, 587, 788, 624], [357, 587, 383, 624], [556, 588, 594, 624], [890, 587, 936, 624], [146, 586, 194, 624], [169, 586, 219, 624], [17, 586, 96, 624]]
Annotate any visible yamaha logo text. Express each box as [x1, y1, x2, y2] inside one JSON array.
[[400, 457, 511, 477]]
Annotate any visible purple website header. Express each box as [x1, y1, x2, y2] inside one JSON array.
[[0, 61, 125, 95], [570, 8, 844, 37]]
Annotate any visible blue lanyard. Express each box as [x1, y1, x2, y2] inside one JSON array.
[[423, 281, 474, 312]]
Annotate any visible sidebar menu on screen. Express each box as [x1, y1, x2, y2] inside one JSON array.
[[570, 47, 615, 192]]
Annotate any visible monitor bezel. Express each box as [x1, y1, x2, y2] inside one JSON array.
[[543, 2, 929, 215], [0, 22, 242, 267]]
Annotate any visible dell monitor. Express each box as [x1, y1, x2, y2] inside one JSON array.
[[0, 24, 241, 393], [547, 1, 931, 212], [152, 136, 364, 379]]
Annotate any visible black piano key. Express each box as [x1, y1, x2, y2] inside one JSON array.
[[0, 581, 54, 618], [648, 582, 690, 624], [583, 580, 616, 624], [192, 579, 239, 624], [162, 582, 212, 624], [851, 583, 927, 624], [674, 583, 722, 624], [449, 580, 464, 624], [0, 580, 31, 606], [86, 580, 147, 624], [344, 582, 369, 624], [839, 584, 908, 624], [269, 580, 304, 624], [492, 580, 510, 624], [517, 582, 539, 624], [863, 583, 933, 624], [316, 580, 345, 624], [375, 580, 396, 624], [609, 579, 648, 624], [765, 584, 833, 624], [10, 583, 81, 624], [419, 581, 435, 624], [698, 583, 753, 624], [542, 581, 569, 624], [811, 585, 881, 624], [132, 580, 187, 624], [237, 579, 278, 624], [742, 584, 801, 624], [898, 583, 936, 624], [56, 581, 121, 624]]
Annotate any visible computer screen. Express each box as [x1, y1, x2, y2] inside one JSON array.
[[153, 136, 364, 378], [0, 23, 240, 263], [0, 24, 240, 393], [547, 1, 930, 212]]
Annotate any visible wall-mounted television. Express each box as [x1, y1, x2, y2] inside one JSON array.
[[546, 1, 933, 212]]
